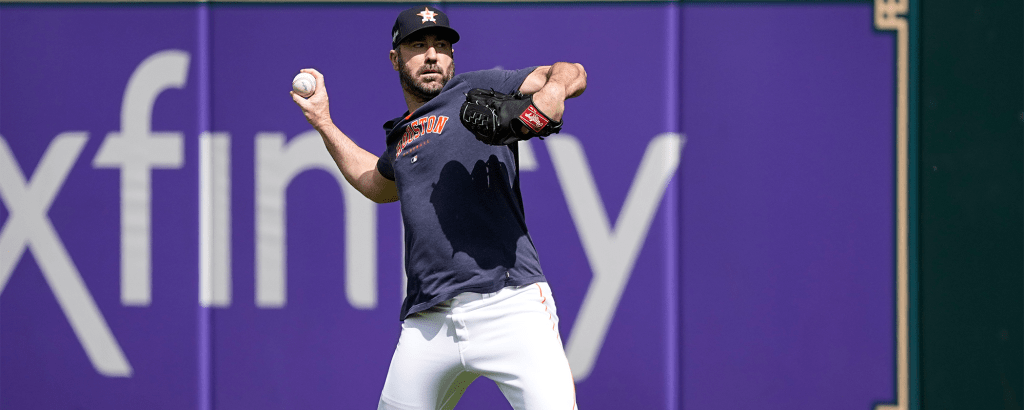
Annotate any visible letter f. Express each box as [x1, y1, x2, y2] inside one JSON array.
[[93, 50, 189, 306]]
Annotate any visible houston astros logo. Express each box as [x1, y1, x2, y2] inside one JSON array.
[[397, 115, 449, 156], [417, 8, 437, 23]]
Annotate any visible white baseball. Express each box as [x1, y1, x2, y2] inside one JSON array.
[[292, 72, 316, 98]]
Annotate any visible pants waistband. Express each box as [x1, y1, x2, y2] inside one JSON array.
[[450, 284, 533, 306]]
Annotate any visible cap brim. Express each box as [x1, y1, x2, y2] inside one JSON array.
[[395, 26, 460, 48]]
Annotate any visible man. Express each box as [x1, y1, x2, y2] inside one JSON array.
[[291, 5, 586, 410]]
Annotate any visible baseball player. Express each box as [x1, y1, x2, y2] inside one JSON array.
[[291, 5, 586, 410]]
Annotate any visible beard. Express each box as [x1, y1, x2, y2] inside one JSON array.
[[398, 54, 454, 102]]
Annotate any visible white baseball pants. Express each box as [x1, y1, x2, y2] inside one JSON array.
[[377, 282, 578, 410]]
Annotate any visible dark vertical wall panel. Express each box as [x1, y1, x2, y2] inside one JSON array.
[[919, 0, 1023, 408]]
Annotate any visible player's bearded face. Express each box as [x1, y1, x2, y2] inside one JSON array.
[[397, 45, 454, 101]]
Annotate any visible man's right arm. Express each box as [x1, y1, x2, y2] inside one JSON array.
[[291, 69, 398, 204]]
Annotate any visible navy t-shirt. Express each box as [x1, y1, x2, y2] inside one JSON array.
[[377, 67, 547, 320]]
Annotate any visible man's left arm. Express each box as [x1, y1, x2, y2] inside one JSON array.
[[518, 62, 588, 121]]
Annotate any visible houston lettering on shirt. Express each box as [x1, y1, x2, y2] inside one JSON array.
[[397, 115, 449, 157]]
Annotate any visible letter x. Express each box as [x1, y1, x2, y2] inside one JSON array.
[[0, 133, 132, 376]]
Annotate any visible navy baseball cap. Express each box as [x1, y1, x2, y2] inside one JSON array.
[[391, 6, 460, 49]]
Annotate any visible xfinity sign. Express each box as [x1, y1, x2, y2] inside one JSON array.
[[0, 49, 684, 380]]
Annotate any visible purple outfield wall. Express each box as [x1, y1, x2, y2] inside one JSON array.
[[0, 3, 894, 409]]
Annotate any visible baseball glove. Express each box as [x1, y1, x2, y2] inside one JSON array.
[[459, 88, 562, 146]]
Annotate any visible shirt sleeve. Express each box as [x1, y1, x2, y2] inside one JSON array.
[[499, 66, 539, 95], [376, 151, 395, 181], [464, 67, 539, 95]]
